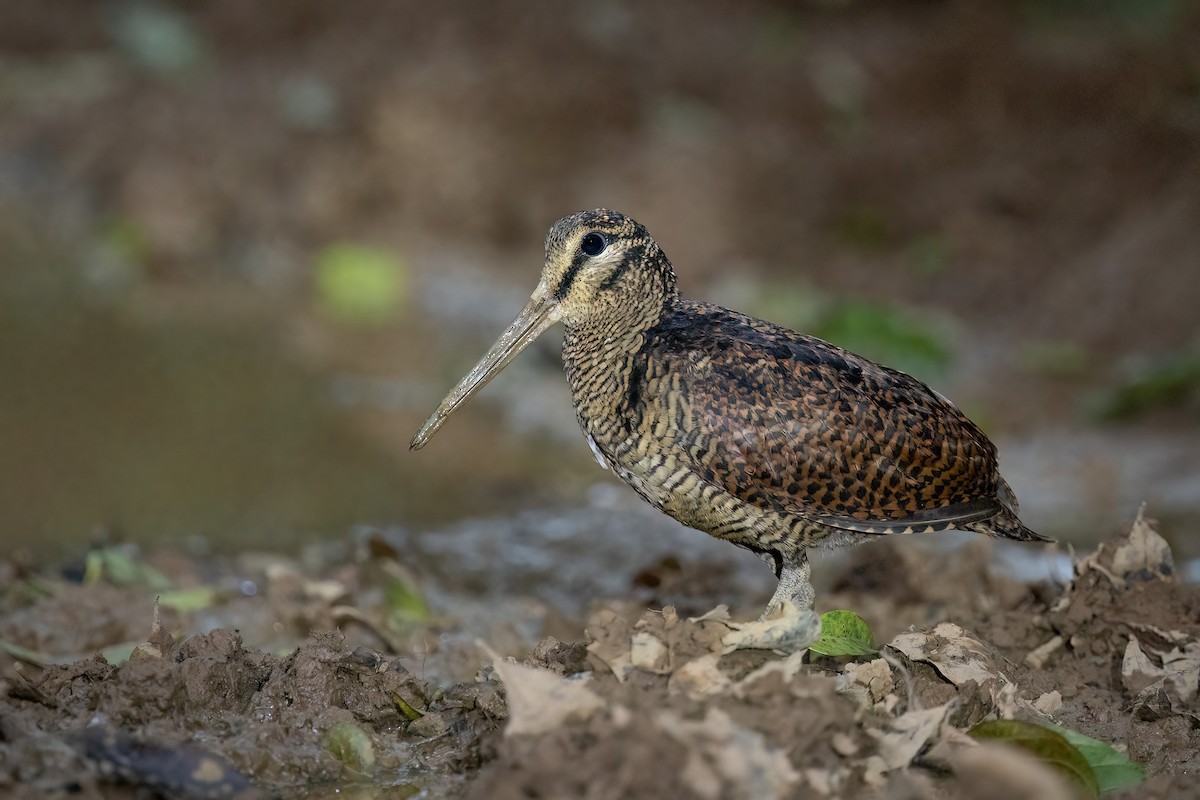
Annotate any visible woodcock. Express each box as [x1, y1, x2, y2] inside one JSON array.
[[411, 209, 1048, 623]]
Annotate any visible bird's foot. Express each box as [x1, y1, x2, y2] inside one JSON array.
[[721, 599, 822, 654], [719, 553, 822, 654], [760, 556, 816, 621]]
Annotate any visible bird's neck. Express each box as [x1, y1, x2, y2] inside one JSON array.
[[561, 287, 677, 440]]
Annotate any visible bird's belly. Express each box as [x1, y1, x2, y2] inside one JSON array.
[[610, 452, 797, 554]]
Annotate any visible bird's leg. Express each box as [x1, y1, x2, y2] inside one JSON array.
[[761, 550, 814, 621], [722, 549, 821, 653]]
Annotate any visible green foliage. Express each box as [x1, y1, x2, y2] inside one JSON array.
[[1048, 723, 1146, 794], [393, 693, 425, 722], [969, 719, 1099, 796], [969, 719, 1144, 796], [1020, 340, 1092, 379], [324, 722, 376, 776], [314, 243, 407, 326], [101, 216, 151, 265], [107, 2, 208, 75], [813, 300, 953, 379], [99, 641, 139, 666], [809, 609, 876, 657], [84, 546, 173, 591], [1090, 344, 1200, 421], [384, 572, 430, 626], [157, 586, 220, 613], [733, 279, 954, 381]]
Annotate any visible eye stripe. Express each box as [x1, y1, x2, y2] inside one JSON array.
[[554, 251, 588, 300], [600, 244, 642, 290]]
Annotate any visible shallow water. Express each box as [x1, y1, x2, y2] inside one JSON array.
[[3, 253, 1197, 579]]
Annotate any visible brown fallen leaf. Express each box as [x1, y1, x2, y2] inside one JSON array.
[[732, 650, 808, 698], [837, 658, 895, 707], [669, 653, 731, 699], [1122, 636, 1162, 697], [865, 701, 953, 771], [630, 630, 671, 674], [888, 623, 1008, 688], [480, 642, 604, 737], [1110, 505, 1174, 582], [585, 609, 634, 683], [719, 602, 822, 654]]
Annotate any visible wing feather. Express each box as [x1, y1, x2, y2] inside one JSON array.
[[644, 301, 998, 531]]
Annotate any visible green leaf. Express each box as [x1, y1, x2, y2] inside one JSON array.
[[393, 692, 424, 721], [384, 574, 430, 625], [1047, 723, 1145, 794], [314, 243, 406, 326], [324, 722, 376, 776], [100, 641, 140, 667], [1089, 344, 1200, 421], [1020, 340, 1092, 379], [968, 719, 1099, 797], [157, 586, 220, 613], [108, 2, 208, 76], [809, 609, 876, 657], [813, 300, 954, 380], [0, 639, 51, 668], [85, 547, 173, 591]]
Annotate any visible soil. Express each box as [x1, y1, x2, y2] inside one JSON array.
[[2, 515, 1197, 799]]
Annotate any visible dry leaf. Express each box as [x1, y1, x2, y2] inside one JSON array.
[[720, 603, 822, 654], [837, 658, 894, 706], [1110, 506, 1174, 581], [630, 631, 671, 674], [669, 653, 731, 699], [1162, 645, 1200, 705], [1122, 636, 1162, 697], [889, 622, 1007, 687], [689, 605, 732, 624], [866, 702, 953, 770], [586, 609, 633, 683], [482, 643, 604, 737], [733, 650, 808, 697], [1122, 636, 1200, 721]]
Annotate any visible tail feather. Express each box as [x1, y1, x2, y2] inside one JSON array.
[[986, 476, 1052, 542], [967, 507, 1053, 543]]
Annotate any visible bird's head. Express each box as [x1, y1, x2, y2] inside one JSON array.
[[410, 209, 676, 449], [539, 209, 676, 326]]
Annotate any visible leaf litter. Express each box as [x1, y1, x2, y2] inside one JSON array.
[[1, 513, 1198, 798]]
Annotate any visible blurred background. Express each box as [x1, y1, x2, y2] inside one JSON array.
[[1, 0, 1198, 576]]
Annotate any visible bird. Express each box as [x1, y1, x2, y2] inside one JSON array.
[[410, 209, 1048, 626]]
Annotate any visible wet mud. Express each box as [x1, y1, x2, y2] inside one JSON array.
[[2, 515, 1196, 799]]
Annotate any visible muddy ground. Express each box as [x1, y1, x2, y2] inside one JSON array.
[[1, 513, 1197, 799]]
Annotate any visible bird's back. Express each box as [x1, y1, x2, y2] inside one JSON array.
[[607, 299, 1044, 544]]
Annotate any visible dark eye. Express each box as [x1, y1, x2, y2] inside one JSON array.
[[580, 232, 607, 257]]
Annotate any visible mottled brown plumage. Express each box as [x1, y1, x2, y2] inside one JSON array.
[[412, 209, 1048, 619]]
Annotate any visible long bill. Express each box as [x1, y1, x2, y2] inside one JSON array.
[[410, 289, 559, 450]]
